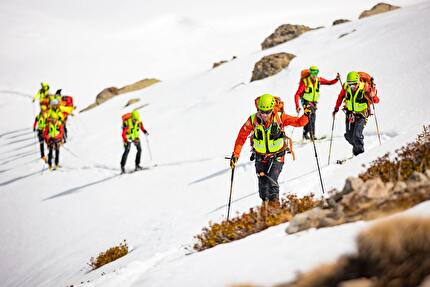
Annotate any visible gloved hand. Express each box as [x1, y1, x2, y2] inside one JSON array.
[[296, 106, 301, 113], [332, 108, 339, 117], [336, 73, 341, 81], [303, 106, 312, 115], [33, 127, 36, 132], [143, 130, 149, 135], [230, 155, 238, 169]]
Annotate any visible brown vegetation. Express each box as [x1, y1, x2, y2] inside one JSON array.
[[359, 3, 400, 19], [194, 194, 321, 251], [88, 240, 129, 270]]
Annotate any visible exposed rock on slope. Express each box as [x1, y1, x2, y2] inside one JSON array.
[[251, 52, 296, 82], [80, 78, 160, 112], [332, 19, 351, 26], [359, 3, 400, 19], [261, 24, 311, 50]]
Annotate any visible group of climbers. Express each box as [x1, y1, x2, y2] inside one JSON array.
[[33, 82, 76, 170], [230, 67, 380, 206]]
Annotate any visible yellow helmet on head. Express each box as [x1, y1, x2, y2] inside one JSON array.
[[257, 94, 275, 112]]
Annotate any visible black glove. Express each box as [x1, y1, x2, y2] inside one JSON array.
[[332, 108, 339, 117], [336, 73, 341, 81], [33, 127, 36, 132], [230, 155, 238, 169], [143, 130, 149, 135]]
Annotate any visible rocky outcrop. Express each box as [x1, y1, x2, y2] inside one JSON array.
[[80, 78, 160, 113], [359, 3, 400, 19], [286, 170, 430, 235], [124, 98, 140, 107], [212, 56, 237, 69], [261, 24, 311, 50], [332, 19, 351, 26], [250, 52, 296, 82]]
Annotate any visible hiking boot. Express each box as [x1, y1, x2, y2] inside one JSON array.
[[303, 133, 310, 140], [135, 165, 143, 171], [121, 166, 126, 174], [48, 165, 53, 170], [56, 164, 60, 170], [41, 156, 47, 162]]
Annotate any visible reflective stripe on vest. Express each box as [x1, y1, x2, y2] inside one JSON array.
[[345, 82, 367, 112], [125, 119, 141, 141], [48, 122, 61, 138], [37, 114, 47, 130], [302, 77, 320, 102], [250, 113, 285, 154]]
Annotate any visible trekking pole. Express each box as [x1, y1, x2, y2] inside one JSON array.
[[144, 134, 153, 162], [327, 115, 335, 165], [225, 157, 235, 221], [372, 102, 382, 145], [310, 132, 325, 194]]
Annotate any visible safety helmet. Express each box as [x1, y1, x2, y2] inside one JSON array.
[[50, 113, 59, 121], [41, 105, 47, 111], [257, 94, 275, 112], [41, 82, 49, 90], [131, 110, 140, 121], [309, 66, 319, 77], [50, 99, 59, 106], [347, 72, 360, 84]]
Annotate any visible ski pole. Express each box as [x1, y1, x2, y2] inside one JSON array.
[[225, 157, 235, 221], [144, 134, 153, 162], [372, 102, 382, 145], [310, 132, 325, 194], [327, 115, 335, 165]]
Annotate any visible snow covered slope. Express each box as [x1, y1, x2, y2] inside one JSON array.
[[0, 0, 429, 286]]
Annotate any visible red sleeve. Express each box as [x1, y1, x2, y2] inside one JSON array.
[[334, 88, 346, 110], [122, 127, 129, 142], [33, 117, 38, 130], [43, 126, 49, 141], [294, 81, 306, 109], [280, 113, 309, 127], [232, 117, 254, 158], [319, 77, 338, 85]]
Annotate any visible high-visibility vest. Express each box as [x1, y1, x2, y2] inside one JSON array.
[[36, 113, 48, 130], [345, 82, 368, 112], [302, 77, 320, 102], [250, 113, 285, 154], [48, 122, 61, 138], [124, 119, 142, 141]]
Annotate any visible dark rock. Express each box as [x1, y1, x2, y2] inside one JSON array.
[[408, 171, 428, 183], [343, 176, 364, 194], [124, 98, 140, 107], [359, 3, 400, 19], [95, 87, 120, 105], [261, 24, 311, 50], [213, 60, 228, 69], [333, 19, 351, 26], [250, 52, 296, 82]]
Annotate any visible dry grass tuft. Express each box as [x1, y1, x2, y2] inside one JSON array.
[[88, 240, 129, 270], [194, 194, 321, 251]]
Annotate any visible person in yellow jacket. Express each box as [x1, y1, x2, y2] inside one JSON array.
[[33, 82, 50, 108], [231, 94, 309, 204], [33, 105, 49, 161]]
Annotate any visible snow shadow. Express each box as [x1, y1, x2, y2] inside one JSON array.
[[0, 90, 32, 99], [0, 151, 38, 166], [2, 137, 34, 145], [0, 170, 41, 187], [188, 161, 253, 185], [5, 131, 33, 139], [43, 174, 121, 201], [0, 128, 29, 138]]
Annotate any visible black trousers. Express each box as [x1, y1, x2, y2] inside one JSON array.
[[344, 112, 366, 156], [121, 140, 142, 167], [303, 102, 317, 137], [47, 140, 60, 166], [255, 155, 284, 202], [37, 130, 45, 158]]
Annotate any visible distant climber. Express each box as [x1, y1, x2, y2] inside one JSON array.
[[33, 82, 50, 108], [230, 94, 309, 206], [333, 71, 380, 156], [43, 113, 64, 170], [33, 105, 49, 161], [294, 66, 339, 140], [120, 110, 149, 174]]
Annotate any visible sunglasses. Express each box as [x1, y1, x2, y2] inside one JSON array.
[[347, 81, 358, 88], [310, 70, 319, 76], [258, 109, 272, 115]]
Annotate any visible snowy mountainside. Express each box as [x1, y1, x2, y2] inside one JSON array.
[[0, 0, 430, 286]]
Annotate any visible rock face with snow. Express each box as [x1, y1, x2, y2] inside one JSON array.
[[250, 52, 296, 81], [261, 24, 311, 50], [359, 3, 400, 19], [333, 19, 351, 26]]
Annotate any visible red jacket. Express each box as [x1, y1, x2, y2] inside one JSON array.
[[232, 113, 308, 158], [294, 77, 338, 109], [334, 83, 380, 111], [122, 121, 147, 142]]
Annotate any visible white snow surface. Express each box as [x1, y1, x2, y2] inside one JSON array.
[[1, 0, 430, 286]]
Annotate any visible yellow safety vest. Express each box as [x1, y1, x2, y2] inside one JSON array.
[[124, 119, 142, 141], [250, 113, 285, 155], [302, 77, 320, 102], [48, 122, 61, 138], [36, 113, 48, 130], [345, 82, 368, 112]]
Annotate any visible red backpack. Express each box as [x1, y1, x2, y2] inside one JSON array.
[[254, 95, 285, 114], [300, 69, 310, 82], [62, 95, 74, 107]]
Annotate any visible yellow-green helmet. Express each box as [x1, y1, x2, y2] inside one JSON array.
[[309, 65, 319, 74], [131, 110, 140, 121], [257, 94, 275, 111], [41, 82, 49, 90], [347, 72, 360, 84]]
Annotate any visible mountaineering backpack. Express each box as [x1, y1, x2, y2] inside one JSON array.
[[62, 95, 74, 107], [300, 69, 310, 81], [358, 71, 378, 102], [251, 96, 295, 160], [122, 112, 132, 125]]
